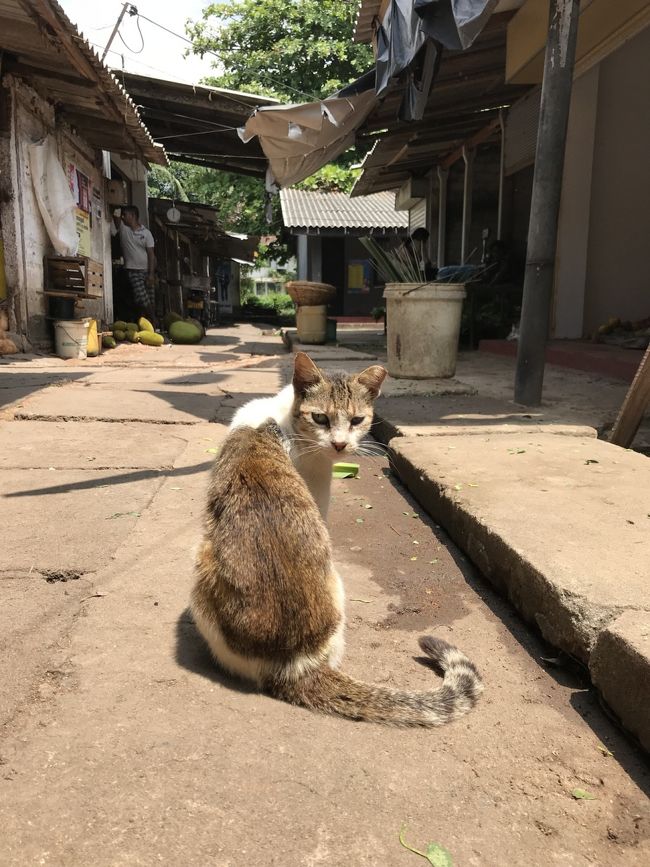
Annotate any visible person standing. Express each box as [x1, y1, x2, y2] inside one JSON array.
[[111, 205, 156, 325]]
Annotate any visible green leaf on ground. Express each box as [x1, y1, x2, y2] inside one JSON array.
[[597, 745, 614, 757], [206, 448, 219, 454], [399, 826, 453, 866], [355, 518, 364, 524], [571, 788, 597, 800], [106, 511, 140, 520]]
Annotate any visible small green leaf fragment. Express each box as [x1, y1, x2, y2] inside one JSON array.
[[363, 503, 373, 509], [453, 484, 462, 491], [597, 745, 614, 757], [355, 517, 364, 524], [399, 826, 453, 866], [206, 448, 219, 454], [571, 788, 597, 800], [425, 842, 454, 867]]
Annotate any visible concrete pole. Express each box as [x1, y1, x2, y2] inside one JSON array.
[[514, 0, 581, 405]]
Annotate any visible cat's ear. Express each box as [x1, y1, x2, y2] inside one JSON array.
[[293, 352, 322, 395], [356, 365, 387, 400]]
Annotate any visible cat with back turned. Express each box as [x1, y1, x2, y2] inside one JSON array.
[[191, 356, 483, 726], [230, 352, 385, 520]]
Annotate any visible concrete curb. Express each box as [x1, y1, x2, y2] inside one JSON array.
[[372, 424, 650, 752]]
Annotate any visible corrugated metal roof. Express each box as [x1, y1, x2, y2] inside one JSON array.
[[0, 0, 165, 165], [280, 189, 408, 231], [118, 72, 276, 177]]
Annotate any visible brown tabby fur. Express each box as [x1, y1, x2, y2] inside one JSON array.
[[191, 408, 483, 726]]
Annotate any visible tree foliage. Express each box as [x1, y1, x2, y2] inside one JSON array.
[[186, 0, 373, 102], [148, 1, 372, 259]]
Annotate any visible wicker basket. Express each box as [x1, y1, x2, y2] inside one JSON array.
[[286, 281, 336, 307]]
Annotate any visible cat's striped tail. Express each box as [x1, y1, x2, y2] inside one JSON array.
[[266, 636, 483, 727]]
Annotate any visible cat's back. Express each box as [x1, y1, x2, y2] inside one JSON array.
[[197, 421, 339, 661]]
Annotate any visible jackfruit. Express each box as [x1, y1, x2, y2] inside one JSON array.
[[127, 331, 140, 343], [102, 335, 117, 349], [113, 329, 126, 341], [169, 319, 202, 344], [164, 311, 183, 331], [138, 317, 154, 333], [111, 321, 127, 332], [137, 330, 164, 346]]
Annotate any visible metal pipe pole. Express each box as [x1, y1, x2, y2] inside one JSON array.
[[460, 146, 474, 264], [437, 166, 448, 267], [514, 0, 581, 405], [497, 109, 506, 240], [101, 3, 132, 63]]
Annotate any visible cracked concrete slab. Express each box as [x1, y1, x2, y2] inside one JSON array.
[[1, 468, 167, 572], [0, 420, 188, 469], [0, 574, 92, 727], [387, 433, 649, 663], [590, 612, 650, 752], [12, 382, 226, 424], [374, 395, 597, 440]]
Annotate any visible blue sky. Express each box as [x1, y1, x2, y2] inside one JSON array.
[[59, 0, 218, 84]]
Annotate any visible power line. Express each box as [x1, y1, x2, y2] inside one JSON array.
[[134, 10, 320, 102]]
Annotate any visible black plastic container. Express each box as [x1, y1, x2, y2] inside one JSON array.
[[47, 295, 76, 320]]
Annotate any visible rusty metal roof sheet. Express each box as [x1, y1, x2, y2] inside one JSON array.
[[0, 0, 165, 165], [117, 72, 278, 178]]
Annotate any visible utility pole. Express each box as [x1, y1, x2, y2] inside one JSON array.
[[514, 0, 581, 406], [101, 3, 137, 63]]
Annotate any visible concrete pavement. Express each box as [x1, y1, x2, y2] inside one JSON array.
[[0, 324, 649, 865]]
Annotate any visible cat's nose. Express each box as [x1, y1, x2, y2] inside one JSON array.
[[332, 441, 347, 452]]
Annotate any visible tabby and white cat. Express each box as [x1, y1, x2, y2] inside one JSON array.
[[230, 353, 386, 520], [191, 419, 483, 726]]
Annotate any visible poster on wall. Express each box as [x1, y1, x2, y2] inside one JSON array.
[[347, 259, 371, 294], [75, 208, 91, 257], [67, 163, 91, 212]]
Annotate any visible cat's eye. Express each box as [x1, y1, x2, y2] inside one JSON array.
[[311, 412, 330, 427], [350, 416, 365, 426]]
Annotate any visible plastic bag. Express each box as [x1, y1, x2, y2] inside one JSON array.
[[28, 137, 78, 256]]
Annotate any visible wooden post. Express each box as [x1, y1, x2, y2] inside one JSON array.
[[514, 0, 581, 406], [610, 346, 650, 448]]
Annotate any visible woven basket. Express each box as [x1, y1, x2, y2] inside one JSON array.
[[286, 281, 336, 307]]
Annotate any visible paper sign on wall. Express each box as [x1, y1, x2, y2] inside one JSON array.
[[75, 208, 91, 257]]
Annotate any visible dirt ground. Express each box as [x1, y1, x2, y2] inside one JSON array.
[[0, 330, 648, 865]]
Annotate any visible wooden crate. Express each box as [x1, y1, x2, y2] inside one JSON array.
[[44, 256, 104, 298]]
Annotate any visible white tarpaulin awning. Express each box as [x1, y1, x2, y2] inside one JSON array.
[[238, 1, 497, 189], [238, 89, 378, 189]]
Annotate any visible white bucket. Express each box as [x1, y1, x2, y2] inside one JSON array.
[[53, 318, 91, 360], [296, 304, 327, 344], [383, 283, 466, 378]]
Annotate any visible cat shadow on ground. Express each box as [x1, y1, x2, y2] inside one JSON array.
[[175, 606, 258, 695]]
